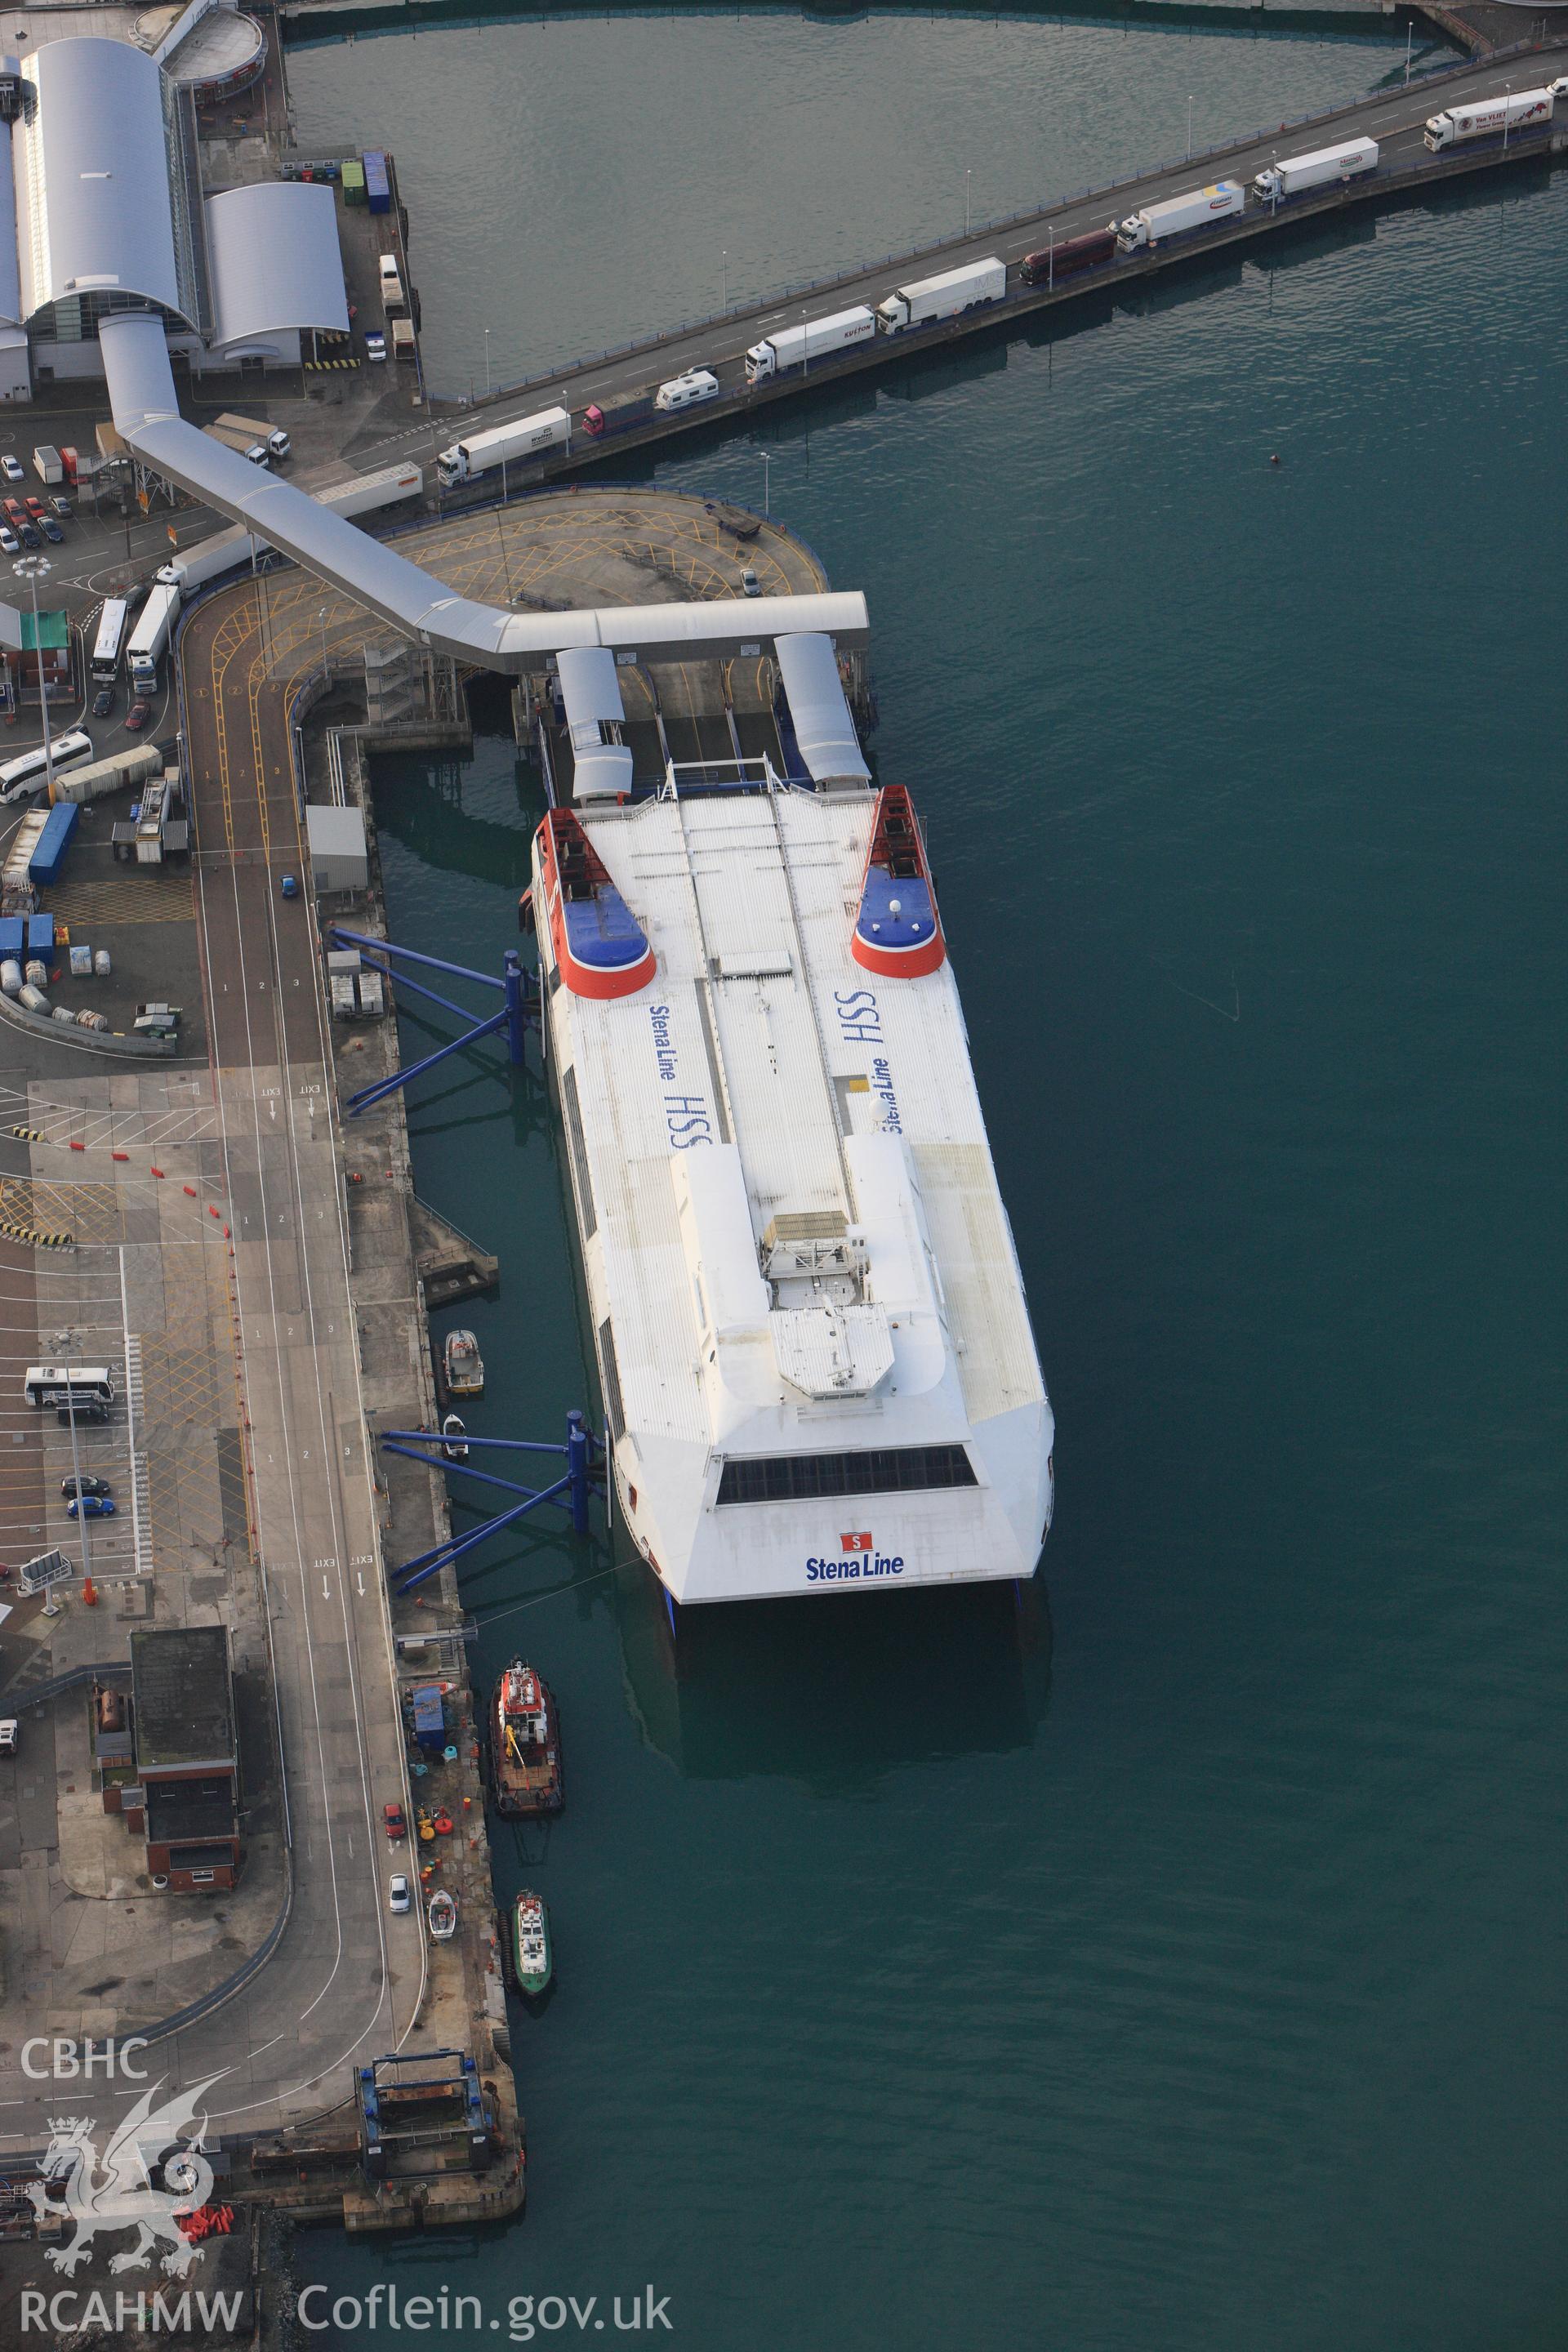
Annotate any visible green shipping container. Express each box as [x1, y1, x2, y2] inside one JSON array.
[[341, 158, 366, 206]]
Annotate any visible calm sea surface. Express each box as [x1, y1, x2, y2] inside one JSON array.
[[289, 17, 1567, 2352]]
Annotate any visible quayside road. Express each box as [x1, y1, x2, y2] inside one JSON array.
[[358, 40, 1568, 475]]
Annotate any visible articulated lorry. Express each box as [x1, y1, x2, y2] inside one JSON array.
[[581, 389, 654, 439], [157, 464, 425, 597], [1115, 181, 1245, 253], [215, 412, 291, 461], [1424, 87, 1552, 150], [436, 408, 571, 490], [203, 421, 271, 466], [745, 306, 875, 384], [1019, 228, 1117, 286], [875, 257, 1005, 334], [1252, 137, 1378, 205], [127, 583, 180, 694], [50, 742, 165, 806]]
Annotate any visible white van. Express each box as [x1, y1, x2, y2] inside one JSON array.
[[653, 368, 719, 413]]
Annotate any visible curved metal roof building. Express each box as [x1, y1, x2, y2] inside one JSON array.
[[13, 38, 206, 332], [204, 182, 349, 352]]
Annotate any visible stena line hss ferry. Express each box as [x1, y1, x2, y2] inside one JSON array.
[[530, 626, 1053, 1606]]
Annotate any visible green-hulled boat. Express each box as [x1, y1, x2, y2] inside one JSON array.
[[510, 1889, 552, 1998]]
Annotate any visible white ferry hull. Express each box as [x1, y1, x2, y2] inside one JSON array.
[[533, 771, 1053, 1610]]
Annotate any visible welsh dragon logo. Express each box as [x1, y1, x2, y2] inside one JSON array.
[[24, 2074, 223, 2276]]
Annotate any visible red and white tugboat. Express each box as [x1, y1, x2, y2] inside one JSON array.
[[488, 1661, 564, 1818]]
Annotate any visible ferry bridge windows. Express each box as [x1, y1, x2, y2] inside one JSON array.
[[715, 1444, 978, 1508]]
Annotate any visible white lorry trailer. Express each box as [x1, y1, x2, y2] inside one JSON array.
[[127, 583, 180, 694], [875, 257, 1006, 334], [216, 412, 291, 461], [745, 306, 876, 383], [436, 408, 571, 490], [51, 742, 164, 806], [1253, 137, 1378, 205], [1424, 87, 1552, 150], [203, 421, 270, 466], [1114, 181, 1245, 253]]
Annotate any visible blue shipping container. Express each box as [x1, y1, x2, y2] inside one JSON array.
[[411, 1683, 446, 1752], [27, 912, 55, 965], [0, 915, 24, 962], [363, 149, 390, 213], [29, 801, 78, 889]]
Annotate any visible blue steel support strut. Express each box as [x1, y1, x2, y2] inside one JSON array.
[[381, 1439, 566, 1509], [355, 956, 492, 1027], [382, 1428, 605, 1459], [395, 1476, 575, 1590], [505, 951, 528, 1065], [345, 1007, 510, 1116], [328, 927, 506, 991], [567, 1409, 590, 1537]]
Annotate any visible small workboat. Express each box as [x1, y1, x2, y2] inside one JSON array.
[[487, 1660, 564, 1818], [510, 1889, 553, 1998], [441, 1412, 470, 1462], [427, 1888, 457, 1942], [443, 1328, 484, 1399]]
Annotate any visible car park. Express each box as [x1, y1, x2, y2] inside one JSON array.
[[389, 1873, 411, 1913], [125, 698, 151, 733], [61, 1474, 112, 1499], [91, 685, 115, 719], [383, 1800, 407, 1842], [0, 455, 23, 483], [66, 1494, 116, 1519]]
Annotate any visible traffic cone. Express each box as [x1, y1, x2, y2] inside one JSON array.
[[82, 1575, 97, 1606]]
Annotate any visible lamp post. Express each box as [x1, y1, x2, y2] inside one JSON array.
[[483, 326, 492, 398], [51, 1328, 93, 1593], [13, 555, 55, 792], [965, 167, 972, 238], [1187, 95, 1194, 163], [318, 604, 329, 680], [1502, 81, 1512, 156], [721, 250, 728, 310], [760, 450, 771, 521]]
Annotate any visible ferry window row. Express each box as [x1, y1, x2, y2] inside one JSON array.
[[715, 1444, 978, 1508]]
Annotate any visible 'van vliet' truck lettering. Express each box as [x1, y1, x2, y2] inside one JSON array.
[[807, 1553, 905, 1582]]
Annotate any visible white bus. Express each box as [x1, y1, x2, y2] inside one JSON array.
[[91, 597, 130, 684], [23, 1364, 116, 1408], [0, 728, 94, 804]]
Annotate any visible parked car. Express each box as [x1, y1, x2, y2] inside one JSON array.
[[2, 498, 23, 526], [60, 1475, 112, 1499], [23, 496, 44, 521], [0, 1721, 17, 1756], [17, 523, 39, 549], [40, 518, 63, 546], [389, 1873, 412, 1914], [91, 685, 114, 719], [0, 528, 17, 555], [52, 496, 72, 519], [125, 698, 151, 733], [741, 569, 761, 597], [0, 455, 23, 483], [364, 330, 386, 363], [383, 1801, 407, 1842], [66, 1494, 116, 1519]]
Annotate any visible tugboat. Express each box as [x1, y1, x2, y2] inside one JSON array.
[[508, 1889, 553, 1999], [443, 1328, 484, 1400], [427, 1887, 457, 1942], [441, 1412, 470, 1462], [487, 1661, 564, 1818]]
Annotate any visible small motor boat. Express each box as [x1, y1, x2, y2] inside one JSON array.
[[510, 1889, 553, 1998], [443, 1328, 484, 1399], [427, 1888, 457, 1942], [441, 1412, 470, 1462]]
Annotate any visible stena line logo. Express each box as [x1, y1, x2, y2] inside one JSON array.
[[806, 1533, 905, 1583]]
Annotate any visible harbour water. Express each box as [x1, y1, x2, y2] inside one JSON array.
[[292, 20, 1566, 2351]]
